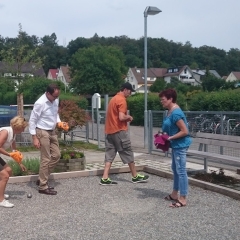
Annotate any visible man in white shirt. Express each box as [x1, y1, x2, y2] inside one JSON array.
[[29, 84, 61, 195]]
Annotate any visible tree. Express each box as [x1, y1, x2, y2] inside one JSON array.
[[149, 78, 166, 92], [0, 24, 42, 116], [70, 45, 127, 95], [201, 69, 225, 92]]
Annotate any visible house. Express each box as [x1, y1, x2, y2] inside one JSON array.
[[47, 69, 58, 80], [192, 69, 221, 82], [125, 67, 167, 93], [47, 65, 71, 90], [226, 72, 240, 82], [57, 65, 71, 86], [0, 61, 45, 78], [164, 65, 200, 86]]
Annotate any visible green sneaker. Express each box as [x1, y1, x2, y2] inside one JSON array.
[[132, 174, 149, 183], [99, 178, 118, 185]]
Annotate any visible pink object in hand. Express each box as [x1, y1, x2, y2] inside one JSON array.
[[154, 133, 170, 152]]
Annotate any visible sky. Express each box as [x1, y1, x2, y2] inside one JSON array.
[[0, 0, 240, 51]]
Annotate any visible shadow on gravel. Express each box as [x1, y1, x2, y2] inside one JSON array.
[[134, 187, 167, 199]]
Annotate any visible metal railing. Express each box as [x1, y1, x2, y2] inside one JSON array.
[[148, 110, 240, 158]]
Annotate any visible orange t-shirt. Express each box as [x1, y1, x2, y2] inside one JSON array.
[[105, 92, 128, 134]]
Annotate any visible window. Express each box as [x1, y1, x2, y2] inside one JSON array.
[[133, 85, 135, 89], [174, 68, 178, 72], [168, 69, 173, 73], [184, 69, 187, 74]]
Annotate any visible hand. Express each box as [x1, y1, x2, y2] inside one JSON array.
[[127, 116, 133, 122], [19, 163, 27, 172], [57, 122, 69, 131], [9, 150, 23, 163], [33, 138, 41, 149]]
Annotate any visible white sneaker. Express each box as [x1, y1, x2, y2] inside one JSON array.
[[4, 194, 10, 199], [0, 199, 14, 208]]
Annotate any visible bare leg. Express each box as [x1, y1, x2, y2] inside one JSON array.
[[102, 162, 112, 179], [128, 162, 137, 177], [0, 166, 11, 202], [170, 190, 179, 200]]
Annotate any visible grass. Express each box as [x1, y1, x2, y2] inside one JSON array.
[[8, 158, 40, 176], [8, 140, 101, 176], [16, 140, 101, 152]]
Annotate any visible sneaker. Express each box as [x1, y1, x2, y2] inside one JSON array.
[[4, 194, 10, 199], [132, 173, 149, 183], [99, 178, 118, 185], [0, 199, 14, 208]]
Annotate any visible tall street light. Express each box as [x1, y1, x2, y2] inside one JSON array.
[[144, 6, 162, 149]]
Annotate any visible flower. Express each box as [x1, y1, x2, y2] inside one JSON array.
[[60, 149, 84, 160]]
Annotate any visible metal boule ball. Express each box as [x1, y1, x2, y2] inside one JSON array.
[[27, 193, 32, 198], [4, 194, 10, 200]]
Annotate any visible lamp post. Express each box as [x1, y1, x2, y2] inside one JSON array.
[[144, 6, 162, 149]]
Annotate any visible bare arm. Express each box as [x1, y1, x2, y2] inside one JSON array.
[[168, 119, 188, 140], [119, 112, 133, 122], [0, 130, 11, 157]]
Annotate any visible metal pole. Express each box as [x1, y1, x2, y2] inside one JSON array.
[[144, 11, 148, 149]]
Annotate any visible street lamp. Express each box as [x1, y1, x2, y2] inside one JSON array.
[[144, 6, 162, 149]]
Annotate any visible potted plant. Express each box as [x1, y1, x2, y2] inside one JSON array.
[[55, 149, 86, 172]]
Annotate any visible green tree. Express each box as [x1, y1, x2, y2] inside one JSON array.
[[149, 78, 166, 92], [201, 70, 225, 92], [0, 24, 42, 116], [70, 45, 127, 95]]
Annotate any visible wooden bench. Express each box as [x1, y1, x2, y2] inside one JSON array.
[[187, 132, 240, 171]]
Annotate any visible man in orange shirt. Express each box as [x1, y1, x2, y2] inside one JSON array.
[[100, 82, 149, 185]]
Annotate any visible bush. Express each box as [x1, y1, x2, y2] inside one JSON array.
[[58, 99, 90, 130]]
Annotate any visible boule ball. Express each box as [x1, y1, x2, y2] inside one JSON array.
[[4, 194, 10, 200], [27, 193, 32, 198]]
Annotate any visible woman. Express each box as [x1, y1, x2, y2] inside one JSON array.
[[159, 89, 192, 208], [0, 116, 28, 208]]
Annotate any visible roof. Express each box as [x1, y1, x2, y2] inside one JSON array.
[[232, 72, 240, 80], [60, 66, 71, 83], [202, 70, 221, 79], [130, 67, 167, 84], [0, 61, 46, 77], [48, 69, 58, 79], [164, 65, 190, 77], [192, 69, 206, 76]]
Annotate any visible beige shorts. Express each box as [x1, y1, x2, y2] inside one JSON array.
[[105, 130, 134, 164]]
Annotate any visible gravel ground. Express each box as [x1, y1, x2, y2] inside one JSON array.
[[2, 173, 240, 240]]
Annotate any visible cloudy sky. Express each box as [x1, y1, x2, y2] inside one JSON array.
[[0, 0, 239, 51]]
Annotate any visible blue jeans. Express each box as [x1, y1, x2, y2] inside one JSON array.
[[171, 147, 188, 196]]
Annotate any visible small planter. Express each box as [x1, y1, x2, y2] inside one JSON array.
[[55, 156, 86, 172], [55, 149, 86, 172]]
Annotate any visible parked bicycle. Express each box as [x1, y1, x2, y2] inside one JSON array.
[[215, 115, 240, 135], [187, 114, 217, 137]]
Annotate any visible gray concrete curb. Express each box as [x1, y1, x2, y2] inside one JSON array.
[[8, 165, 146, 184], [144, 166, 240, 201]]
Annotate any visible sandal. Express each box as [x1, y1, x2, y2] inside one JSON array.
[[169, 200, 186, 208], [164, 194, 177, 201]]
